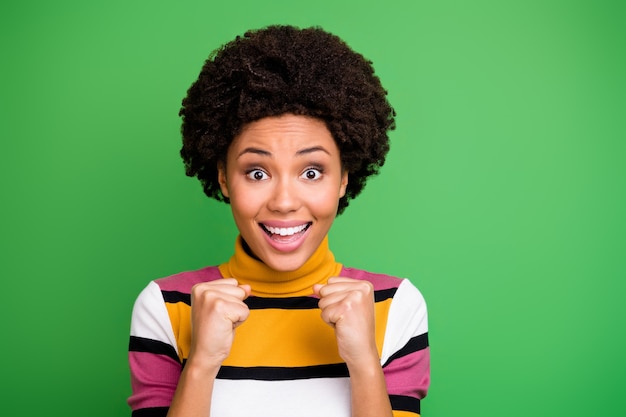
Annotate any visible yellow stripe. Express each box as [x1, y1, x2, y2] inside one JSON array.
[[164, 302, 191, 362], [164, 297, 392, 366], [393, 411, 420, 417], [373, 297, 391, 355], [225, 308, 340, 366]]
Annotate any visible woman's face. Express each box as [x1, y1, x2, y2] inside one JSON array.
[[218, 114, 348, 272]]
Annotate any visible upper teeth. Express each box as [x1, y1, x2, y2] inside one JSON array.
[[265, 224, 308, 236]]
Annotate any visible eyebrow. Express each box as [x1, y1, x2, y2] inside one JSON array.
[[296, 146, 331, 156], [236, 146, 331, 159], [236, 147, 271, 159]]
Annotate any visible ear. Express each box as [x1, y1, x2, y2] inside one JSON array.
[[339, 170, 348, 198], [217, 161, 230, 198]]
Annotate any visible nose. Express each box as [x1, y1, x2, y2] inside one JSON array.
[[267, 177, 301, 213]]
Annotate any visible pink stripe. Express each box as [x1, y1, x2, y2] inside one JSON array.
[[156, 266, 401, 293], [128, 351, 181, 410], [156, 266, 224, 292], [384, 347, 430, 399], [340, 267, 403, 291]]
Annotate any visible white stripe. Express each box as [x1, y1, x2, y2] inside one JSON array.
[[129, 281, 178, 355], [380, 279, 428, 364], [212, 377, 351, 417]]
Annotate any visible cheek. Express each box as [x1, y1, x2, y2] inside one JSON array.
[[308, 189, 342, 216], [229, 184, 264, 216]]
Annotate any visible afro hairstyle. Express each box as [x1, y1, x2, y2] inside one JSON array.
[[179, 24, 396, 214]]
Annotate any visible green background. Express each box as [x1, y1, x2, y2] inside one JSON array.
[[1, 0, 624, 415]]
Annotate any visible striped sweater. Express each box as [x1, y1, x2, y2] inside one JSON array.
[[128, 240, 429, 416]]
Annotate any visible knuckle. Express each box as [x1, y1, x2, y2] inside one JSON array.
[[350, 285, 367, 298], [356, 282, 374, 298], [212, 297, 227, 309]]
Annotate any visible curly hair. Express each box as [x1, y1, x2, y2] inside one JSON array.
[[179, 25, 395, 214]]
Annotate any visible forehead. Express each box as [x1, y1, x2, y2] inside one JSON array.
[[228, 114, 338, 156]]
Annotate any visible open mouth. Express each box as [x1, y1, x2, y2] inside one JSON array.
[[260, 223, 312, 239]]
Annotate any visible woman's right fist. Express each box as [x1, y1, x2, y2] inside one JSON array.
[[187, 278, 251, 369]]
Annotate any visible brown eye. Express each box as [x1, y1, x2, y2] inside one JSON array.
[[301, 168, 322, 180], [247, 169, 268, 181]]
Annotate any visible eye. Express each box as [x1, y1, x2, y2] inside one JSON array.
[[246, 169, 269, 181], [300, 168, 322, 180]]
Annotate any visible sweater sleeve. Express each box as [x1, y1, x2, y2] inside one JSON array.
[[381, 279, 430, 417], [128, 281, 179, 416]]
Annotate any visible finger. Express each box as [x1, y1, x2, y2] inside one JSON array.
[[317, 279, 373, 299], [327, 276, 357, 285], [312, 283, 324, 297], [238, 284, 252, 299], [206, 278, 240, 286], [193, 280, 250, 301], [319, 303, 343, 326], [225, 302, 251, 327], [313, 277, 357, 295], [317, 290, 349, 310], [192, 294, 250, 331], [318, 285, 375, 320]]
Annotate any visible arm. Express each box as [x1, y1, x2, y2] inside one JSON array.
[[166, 279, 251, 417], [129, 282, 183, 415], [380, 279, 430, 416], [313, 278, 393, 417]]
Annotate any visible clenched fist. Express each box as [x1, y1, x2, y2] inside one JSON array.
[[188, 278, 251, 370], [313, 277, 379, 367]]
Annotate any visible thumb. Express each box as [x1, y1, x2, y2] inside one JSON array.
[[312, 284, 324, 297], [239, 284, 252, 299]]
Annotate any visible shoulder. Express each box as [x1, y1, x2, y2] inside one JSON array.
[[132, 265, 224, 314], [341, 267, 427, 318], [340, 266, 403, 288], [152, 265, 224, 294], [130, 266, 224, 343], [340, 266, 425, 301]]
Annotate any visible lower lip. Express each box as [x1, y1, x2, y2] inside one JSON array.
[[261, 225, 311, 253]]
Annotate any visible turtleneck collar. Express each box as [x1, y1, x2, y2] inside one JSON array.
[[218, 235, 342, 297]]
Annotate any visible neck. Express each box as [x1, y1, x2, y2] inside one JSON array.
[[219, 235, 342, 297]]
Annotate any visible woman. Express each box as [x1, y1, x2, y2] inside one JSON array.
[[128, 25, 430, 417]]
